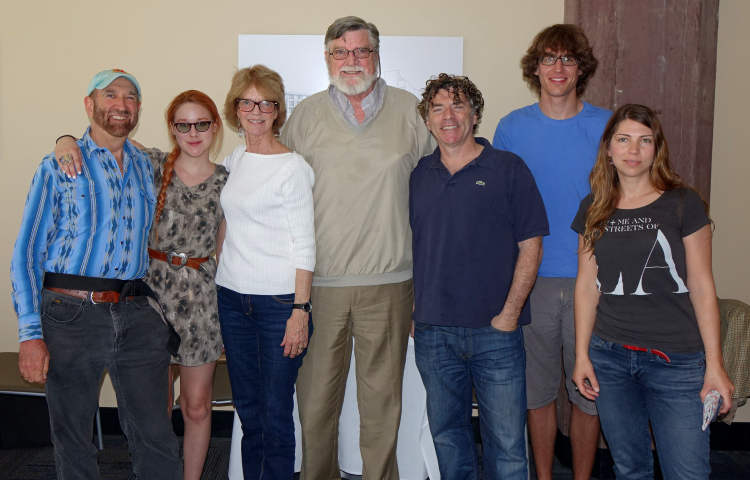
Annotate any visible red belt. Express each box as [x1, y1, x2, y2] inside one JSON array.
[[622, 344, 670, 363], [45, 287, 134, 304], [148, 248, 209, 271]]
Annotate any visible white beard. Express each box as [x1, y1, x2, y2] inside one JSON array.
[[329, 65, 379, 96]]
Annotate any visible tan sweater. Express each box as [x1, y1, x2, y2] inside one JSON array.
[[280, 86, 435, 287]]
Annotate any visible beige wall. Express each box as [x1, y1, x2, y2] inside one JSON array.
[[1, 1, 747, 413], [712, 0, 750, 422], [0, 0, 562, 405], [712, 1, 750, 305]]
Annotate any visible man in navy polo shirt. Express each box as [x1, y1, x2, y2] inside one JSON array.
[[410, 74, 548, 480]]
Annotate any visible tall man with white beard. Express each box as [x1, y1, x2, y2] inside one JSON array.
[[280, 16, 435, 480]]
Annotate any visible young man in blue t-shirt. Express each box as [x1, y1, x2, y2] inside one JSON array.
[[492, 24, 611, 480]]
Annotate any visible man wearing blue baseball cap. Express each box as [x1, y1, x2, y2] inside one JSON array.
[[87, 68, 142, 99], [11, 69, 183, 479]]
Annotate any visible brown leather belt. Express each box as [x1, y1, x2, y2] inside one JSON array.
[[45, 287, 134, 304], [148, 248, 209, 271]]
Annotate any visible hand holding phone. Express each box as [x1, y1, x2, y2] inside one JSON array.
[[702, 390, 723, 431]]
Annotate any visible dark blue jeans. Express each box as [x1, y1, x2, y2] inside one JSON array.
[[414, 322, 528, 480], [40, 288, 182, 480], [218, 287, 310, 480], [590, 334, 710, 480]]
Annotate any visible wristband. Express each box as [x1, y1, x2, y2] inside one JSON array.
[[56, 135, 77, 144]]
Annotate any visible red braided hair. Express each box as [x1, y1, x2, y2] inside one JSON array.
[[153, 90, 223, 241]]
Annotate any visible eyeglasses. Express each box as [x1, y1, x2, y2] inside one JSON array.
[[172, 121, 214, 134], [236, 98, 278, 113], [328, 47, 375, 60], [539, 55, 578, 66]]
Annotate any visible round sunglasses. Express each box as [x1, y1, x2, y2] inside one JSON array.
[[172, 121, 214, 134]]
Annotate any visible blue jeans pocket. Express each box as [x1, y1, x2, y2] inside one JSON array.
[[654, 350, 705, 368], [41, 289, 85, 324], [589, 333, 613, 350], [413, 321, 430, 331], [271, 294, 295, 305], [490, 324, 519, 334]]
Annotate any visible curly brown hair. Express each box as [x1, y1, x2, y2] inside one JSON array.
[[417, 74, 484, 134], [521, 24, 598, 98]]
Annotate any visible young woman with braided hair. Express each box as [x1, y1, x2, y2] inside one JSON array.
[[54, 90, 228, 480]]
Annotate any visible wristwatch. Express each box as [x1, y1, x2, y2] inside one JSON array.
[[292, 302, 312, 313]]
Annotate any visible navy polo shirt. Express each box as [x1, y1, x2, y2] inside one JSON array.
[[409, 137, 549, 328]]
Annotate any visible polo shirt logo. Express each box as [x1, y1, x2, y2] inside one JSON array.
[[476, 181, 485, 186]]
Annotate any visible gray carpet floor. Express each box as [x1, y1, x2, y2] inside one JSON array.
[[0, 435, 231, 480], [1, 435, 749, 479]]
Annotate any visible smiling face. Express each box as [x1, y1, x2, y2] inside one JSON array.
[[535, 50, 581, 102], [425, 89, 477, 151], [86, 77, 140, 138], [170, 103, 216, 159], [325, 29, 378, 97], [608, 119, 656, 180], [236, 85, 277, 140]]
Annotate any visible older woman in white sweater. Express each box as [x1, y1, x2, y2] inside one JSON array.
[[215, 65, 315, 480]]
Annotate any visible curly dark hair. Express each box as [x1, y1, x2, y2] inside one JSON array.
[[521, 24, 598, 98], [418, 74, 484, 133]]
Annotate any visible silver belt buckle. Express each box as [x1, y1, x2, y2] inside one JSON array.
[[89, 291, 99, 305], [166, 251, 189, 270]]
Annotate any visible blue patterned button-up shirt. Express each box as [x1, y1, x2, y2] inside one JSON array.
[[11, 128, 156, 342]]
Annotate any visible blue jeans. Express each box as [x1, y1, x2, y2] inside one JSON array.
[[40, 288, 182, 480], [414, 323, 527, 480], [218, 287, 311, 480], [589, 334, 709, 480]]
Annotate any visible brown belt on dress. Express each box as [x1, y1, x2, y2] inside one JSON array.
[[148, 248, 210, 271], [45, 287, 134, 304]]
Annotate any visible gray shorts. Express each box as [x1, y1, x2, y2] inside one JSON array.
[[523, 276, 598, 416]]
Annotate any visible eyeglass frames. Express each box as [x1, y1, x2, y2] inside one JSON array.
[[328, 47, 376, 61], [539, 55, 578, 66], [172, 121, 214, 134], [235, 98, 278, 114]]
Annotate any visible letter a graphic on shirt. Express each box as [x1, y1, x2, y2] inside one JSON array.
[[633, 229, 689, 295], [599, 271, 624, 295]]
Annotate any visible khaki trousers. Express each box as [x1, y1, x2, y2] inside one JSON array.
[[297, 280, 413, 480]]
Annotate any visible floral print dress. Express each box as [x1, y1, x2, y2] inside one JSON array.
[[143, 148, 228, 366]]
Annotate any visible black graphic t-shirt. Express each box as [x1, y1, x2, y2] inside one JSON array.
[[571, 188, 710, 353]]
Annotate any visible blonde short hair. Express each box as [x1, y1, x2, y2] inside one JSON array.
[[224, 65, 287, 135]]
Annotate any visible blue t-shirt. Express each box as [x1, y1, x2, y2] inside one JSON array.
[[493, 102, 611, 278], [409, 137, 549, 328]]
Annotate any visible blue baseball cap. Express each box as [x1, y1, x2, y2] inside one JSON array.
[[87, 69, 141, 99]]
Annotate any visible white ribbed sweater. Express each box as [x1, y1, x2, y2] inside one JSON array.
[[215, 146, 316, 294]]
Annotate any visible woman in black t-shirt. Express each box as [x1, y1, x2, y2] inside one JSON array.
[[570, 104, 733, 480]]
